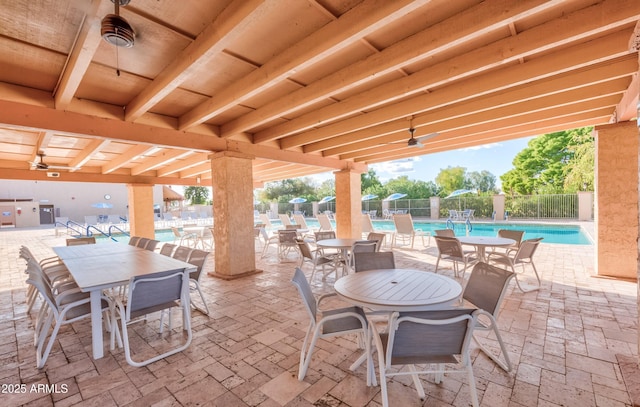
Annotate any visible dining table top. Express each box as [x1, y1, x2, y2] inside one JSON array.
[[456, 236, 515, 247], [334, 268, 462, 311], [53, 243, 195, 292], [315, 238, 360, 249]]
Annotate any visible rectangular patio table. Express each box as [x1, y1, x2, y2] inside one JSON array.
[[53, 243, 195, 359]]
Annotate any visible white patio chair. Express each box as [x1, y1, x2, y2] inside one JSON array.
[[434, 235, 477, 278], [171, 226, 198, 247], [495, 229, 525, 255], [316, 213, 334, 231], [371, 308, 480, 407], [290, 268, 374, 385], [392, 214, 429, 248], [185, 249, 211, 315], [460, 262, 515, 372], [487, 237, 543, 292], [296, 238, 337, 283], [111, 268, 192, 367]]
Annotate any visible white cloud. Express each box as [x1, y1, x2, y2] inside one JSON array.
[[461, 142, 502, 151]]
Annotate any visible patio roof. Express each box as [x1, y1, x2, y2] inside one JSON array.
[[0, 0, 638, 187]]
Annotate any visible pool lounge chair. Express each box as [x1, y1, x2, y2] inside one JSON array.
[[392, 214, 429, 248], [316, 213, 334, 231]]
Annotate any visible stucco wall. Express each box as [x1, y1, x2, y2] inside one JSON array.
[[595, 121, 638, 279]]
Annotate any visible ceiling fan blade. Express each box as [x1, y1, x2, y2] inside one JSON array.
[[416, 132, 439, 142]]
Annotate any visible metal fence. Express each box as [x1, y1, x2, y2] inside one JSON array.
[[256, 193, 581, 220], [505, 194, 578, 219]]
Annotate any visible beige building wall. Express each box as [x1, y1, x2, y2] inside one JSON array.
[[0, 180, 163, 226], [594, 121, 638, 279]]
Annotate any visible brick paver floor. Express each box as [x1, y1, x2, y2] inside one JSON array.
[[0, 226, 637, 406]]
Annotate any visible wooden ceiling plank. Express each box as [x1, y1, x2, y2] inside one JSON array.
[[179, 162, 211, 178], [612, 72, 639, 122], [68, 138, 111, 171], [102, 144, 156, 174], [156, 152, 210, 177], [323, 75, 632, 157], [272, 1, 640, 147], [179, 0, 430, 131], [280, 28, 635, 149], [125, 0, 267, 122], [351, 109, 614, 162], [54, 0, 103, 110], [131, 149, 193, 175], [231, 0, 559, 140]]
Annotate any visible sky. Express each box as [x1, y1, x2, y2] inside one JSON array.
[[310, 136, 534, 190]]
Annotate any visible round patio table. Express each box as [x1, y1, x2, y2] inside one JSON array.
[[456, 236, 515, 262]]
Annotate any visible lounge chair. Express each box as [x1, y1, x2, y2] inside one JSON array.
[[392, 214, 428, 248], [279, 214, 293, 226], [316, 213, 334, 231]]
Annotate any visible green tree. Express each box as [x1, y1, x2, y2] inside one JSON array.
[[184, 186, 209, 205], [258, 178, 317, 203], [501, 127, 592, 195], [435, 166, 467, 195], [316, 179, 335, 199], [467, 170, 497, 193], [563, 128, 594, 192]]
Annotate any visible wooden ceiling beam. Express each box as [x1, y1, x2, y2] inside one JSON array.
[[178, 163, 211, 178], [29, 131, 55, 170], [0, 99, 360, 173], [355, 110, 613, 163], [156, 153, 210, 177], [131, 149, 193, 176], [280, 29, 635, 149], [179, 0, 430, 130], [225, 0, 559, 139], [272, 1, 639, 147], [53, 0, 103, 110], [125, 0, 267, 122], [68, 138, 111, 172], [102, 144, 156, 174], [323, 75, 632, 157], [612, 72, 639, 122]]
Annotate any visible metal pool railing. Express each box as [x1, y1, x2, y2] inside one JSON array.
[[505, 194, 578, 219]]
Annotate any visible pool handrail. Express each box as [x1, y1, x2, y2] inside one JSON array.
[[86, 225, 117, 242], [108, 225, 130, 241]]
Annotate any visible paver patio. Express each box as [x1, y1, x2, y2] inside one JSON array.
[[0, 226, 637, 406]]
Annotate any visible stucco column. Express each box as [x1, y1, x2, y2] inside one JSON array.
[[127, 184, 155, 239], [577, 191, 593, 221], [430, 196, 440, 219], [209, 152, 261, 279], [493, 194, 506, 220], [334, 169, 361, 238], [594, 121, 638, 279]]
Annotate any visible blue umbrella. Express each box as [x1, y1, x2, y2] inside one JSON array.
[[361, 194, 378, 201], [445, 189, 476, 199], [318, 196, 335, 204], [289, 197, 307, 204], [384, 193, 407, 201], [92, 202, 114, 209]]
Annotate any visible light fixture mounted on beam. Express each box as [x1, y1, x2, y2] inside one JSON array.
[[101, 0, 135, 48]]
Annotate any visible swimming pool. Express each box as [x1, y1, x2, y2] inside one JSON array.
[[99, 220, 592, 245]]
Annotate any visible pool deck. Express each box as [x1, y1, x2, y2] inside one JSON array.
[[0, 224, 637, 406]]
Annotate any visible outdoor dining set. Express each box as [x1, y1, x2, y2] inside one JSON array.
[[18, 211, 543, 407]]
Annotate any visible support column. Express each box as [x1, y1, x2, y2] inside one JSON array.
[[594, 121, 638, 279], [577, 191, 593, 221], [127, 184, 155, 239], [429, 196, 440, 220], [209, 152, 261, 280], [334, 169, 361, 239], [493, 194, 506, 220]]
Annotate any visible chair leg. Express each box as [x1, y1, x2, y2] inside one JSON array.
[[467, 365, 480, 407], [190, 280, 210, 315], [513, 264, 540, 292], [408, 365, 425, 399]]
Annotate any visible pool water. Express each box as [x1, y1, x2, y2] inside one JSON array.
[[100, 220, 592, 245]]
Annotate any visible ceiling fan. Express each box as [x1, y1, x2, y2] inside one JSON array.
[[401, 127, 439, 148], [29, 152, 76, 171]]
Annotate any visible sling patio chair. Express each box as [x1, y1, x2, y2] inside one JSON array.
[[495, 229, 525, 255], [353, 251, 395, 272], [111, 268, 192, 367], [291, 268, 374, 385], [487, 237, 543, 292], [459, 262, 515, 372], [316, 213, 334, 231], [185, 249, 211, 315], [296, 238, 337, 283], [434, 235, 477, 279], [392, 214, 429, 248], [370, 308, 480, 407], [65, 236, 96, 245], [434, 228, 455, 237]]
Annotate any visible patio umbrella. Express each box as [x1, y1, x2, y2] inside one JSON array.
[[445, 189, 476, 199], [289, 197, 307, 213], [318, 196, 335, 204], [361, 194, 377, 212], [384, 193, 407, 212]]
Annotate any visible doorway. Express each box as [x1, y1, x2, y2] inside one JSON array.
[[39, 205, 55, 225]]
